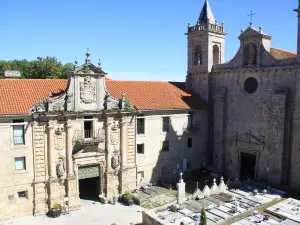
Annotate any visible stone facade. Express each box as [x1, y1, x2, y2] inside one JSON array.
[[186, 0, 300, 190]]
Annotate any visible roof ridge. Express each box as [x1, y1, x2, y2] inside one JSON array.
[[270, 47, 296, 55]]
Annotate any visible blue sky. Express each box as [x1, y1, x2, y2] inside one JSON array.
[[0, 0, 298, 81]]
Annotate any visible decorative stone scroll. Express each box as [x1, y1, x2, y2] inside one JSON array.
[[80, 76, 96, 103]]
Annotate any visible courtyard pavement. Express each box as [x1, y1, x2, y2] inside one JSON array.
[[1, 200, 143, 225]]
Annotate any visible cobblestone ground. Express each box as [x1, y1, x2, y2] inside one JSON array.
[[1, 200, 143, 225]]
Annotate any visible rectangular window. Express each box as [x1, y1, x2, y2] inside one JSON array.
[[137, 144, 144, 154], [187, 114, 193, 129], [15, 157, 26, 170], [18, 191, 27, 198], [162, 140, 169, 152], [137, 118, 145, 134], [13, 120, 25, 145], [84, 120, 93, 138], [187, 138, 193, 148], [162, 117, 170, 132]]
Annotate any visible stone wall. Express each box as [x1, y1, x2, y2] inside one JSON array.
[[33, 124, 47, 215]]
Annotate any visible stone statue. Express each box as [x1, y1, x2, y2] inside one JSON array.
[[57, 160, 65, 178], [111, 155, 120, 170]]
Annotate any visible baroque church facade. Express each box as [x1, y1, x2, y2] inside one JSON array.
[[1, 0, 300, 220]]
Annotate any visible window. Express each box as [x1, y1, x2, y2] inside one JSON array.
[[137, 118, 145, 134], [83, 117, 93, 138], [244, 77, 258, 94], [137, 144, 144, 154], [15, 157, 26, 170], [162, 117, 170, 132], [18, 191, 27, 198], [13, 119, 25, 145], [187, 114, 193, 129], [187, 138, 193, 148], [162, 140, 169, 152], [244, 43, 257, 66], [213, 45, 220, 65], [194, 46, 202, 65]]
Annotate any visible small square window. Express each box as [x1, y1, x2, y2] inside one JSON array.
[[15, 157, 26, 170], [137, 144, 144, 154], [137, 118, 145, 134], [162, 140, 169, 152], [162, 117, 170, 132], [18, 191, 27, 198], [187, 138, 193, 148]]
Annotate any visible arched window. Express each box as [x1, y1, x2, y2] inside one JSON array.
[[244, 44, 257, 66], [193, 46, 202, 65], [213, 45, 220, 65]]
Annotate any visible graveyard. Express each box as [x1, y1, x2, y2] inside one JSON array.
[[138, 173, 300, 225]]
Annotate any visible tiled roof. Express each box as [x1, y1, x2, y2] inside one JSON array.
[[106, 81, 205, 110], [270, 47, 296, 59], [0, 79, 205, 115]]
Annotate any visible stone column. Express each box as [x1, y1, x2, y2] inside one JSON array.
[[47, 125, 56, 179], [105, 118, 113, 171], [120, 118, 128, 169], [65, 121, 73, 177]]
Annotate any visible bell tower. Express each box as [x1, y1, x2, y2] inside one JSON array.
[[185, 0, 226, 102]]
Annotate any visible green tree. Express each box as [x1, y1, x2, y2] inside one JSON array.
[[199, 207, 207, 225], [0, 57, 73, 79]]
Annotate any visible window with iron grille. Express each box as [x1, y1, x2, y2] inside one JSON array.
[[162, 117, 170, 132], [162, 140, 169, 152], [13, 119, 25, 145], [137, 144, 144, 154], [137, 118, 145, 134]]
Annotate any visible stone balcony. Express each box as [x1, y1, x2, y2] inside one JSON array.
[[73, 129, 104, 145], [187, 23, 225, 35]]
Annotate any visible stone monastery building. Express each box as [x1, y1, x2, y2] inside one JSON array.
[[1, 0, 300, 220]]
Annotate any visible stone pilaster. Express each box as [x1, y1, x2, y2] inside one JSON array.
[[105, 118, 113, 171], [120, 118, 128, 169], [213, 87, 227, 174], [267, 92, 287, 186], [65, 121, 73, 177], [105, 117, 115, 199], [32, 122, 47, 215], [47, 125, 56, 179]]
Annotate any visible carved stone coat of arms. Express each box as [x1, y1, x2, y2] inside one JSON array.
[[80, 76, 96, 103]]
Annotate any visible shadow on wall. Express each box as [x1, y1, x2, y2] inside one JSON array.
[[144, 117, 202, 191]]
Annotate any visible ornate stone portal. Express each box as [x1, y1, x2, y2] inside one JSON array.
[[30, 50, 135, 212]]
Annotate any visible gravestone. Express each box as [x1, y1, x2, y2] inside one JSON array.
[[177, 172, 186, 204], [218, 177, 227, 193], [211, 178, 219, 195], [202, 185, 211, 197]]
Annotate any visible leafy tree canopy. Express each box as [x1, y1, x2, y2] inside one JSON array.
[[0, 57, 74, 79]]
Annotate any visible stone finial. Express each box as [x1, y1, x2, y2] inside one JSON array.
[[250, 22, 253, 28], [196, 181, 199, 188], [85, 48, 91, 65], [98, 59, 102, 69], [259, 26, 262, 33], [215, 20, 217, 25], [188, 23, 190, 28], [180, 172, 183, 180], [197, 20, 200, 25], [121, 91, 125, 99], [241, 29, 244, 33], [74, 57, 78, 68], [222, 22, 224, 27]]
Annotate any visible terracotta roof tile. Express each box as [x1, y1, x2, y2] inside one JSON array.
[[0, 79, 206, 115], [270, 47, 296, 59]]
